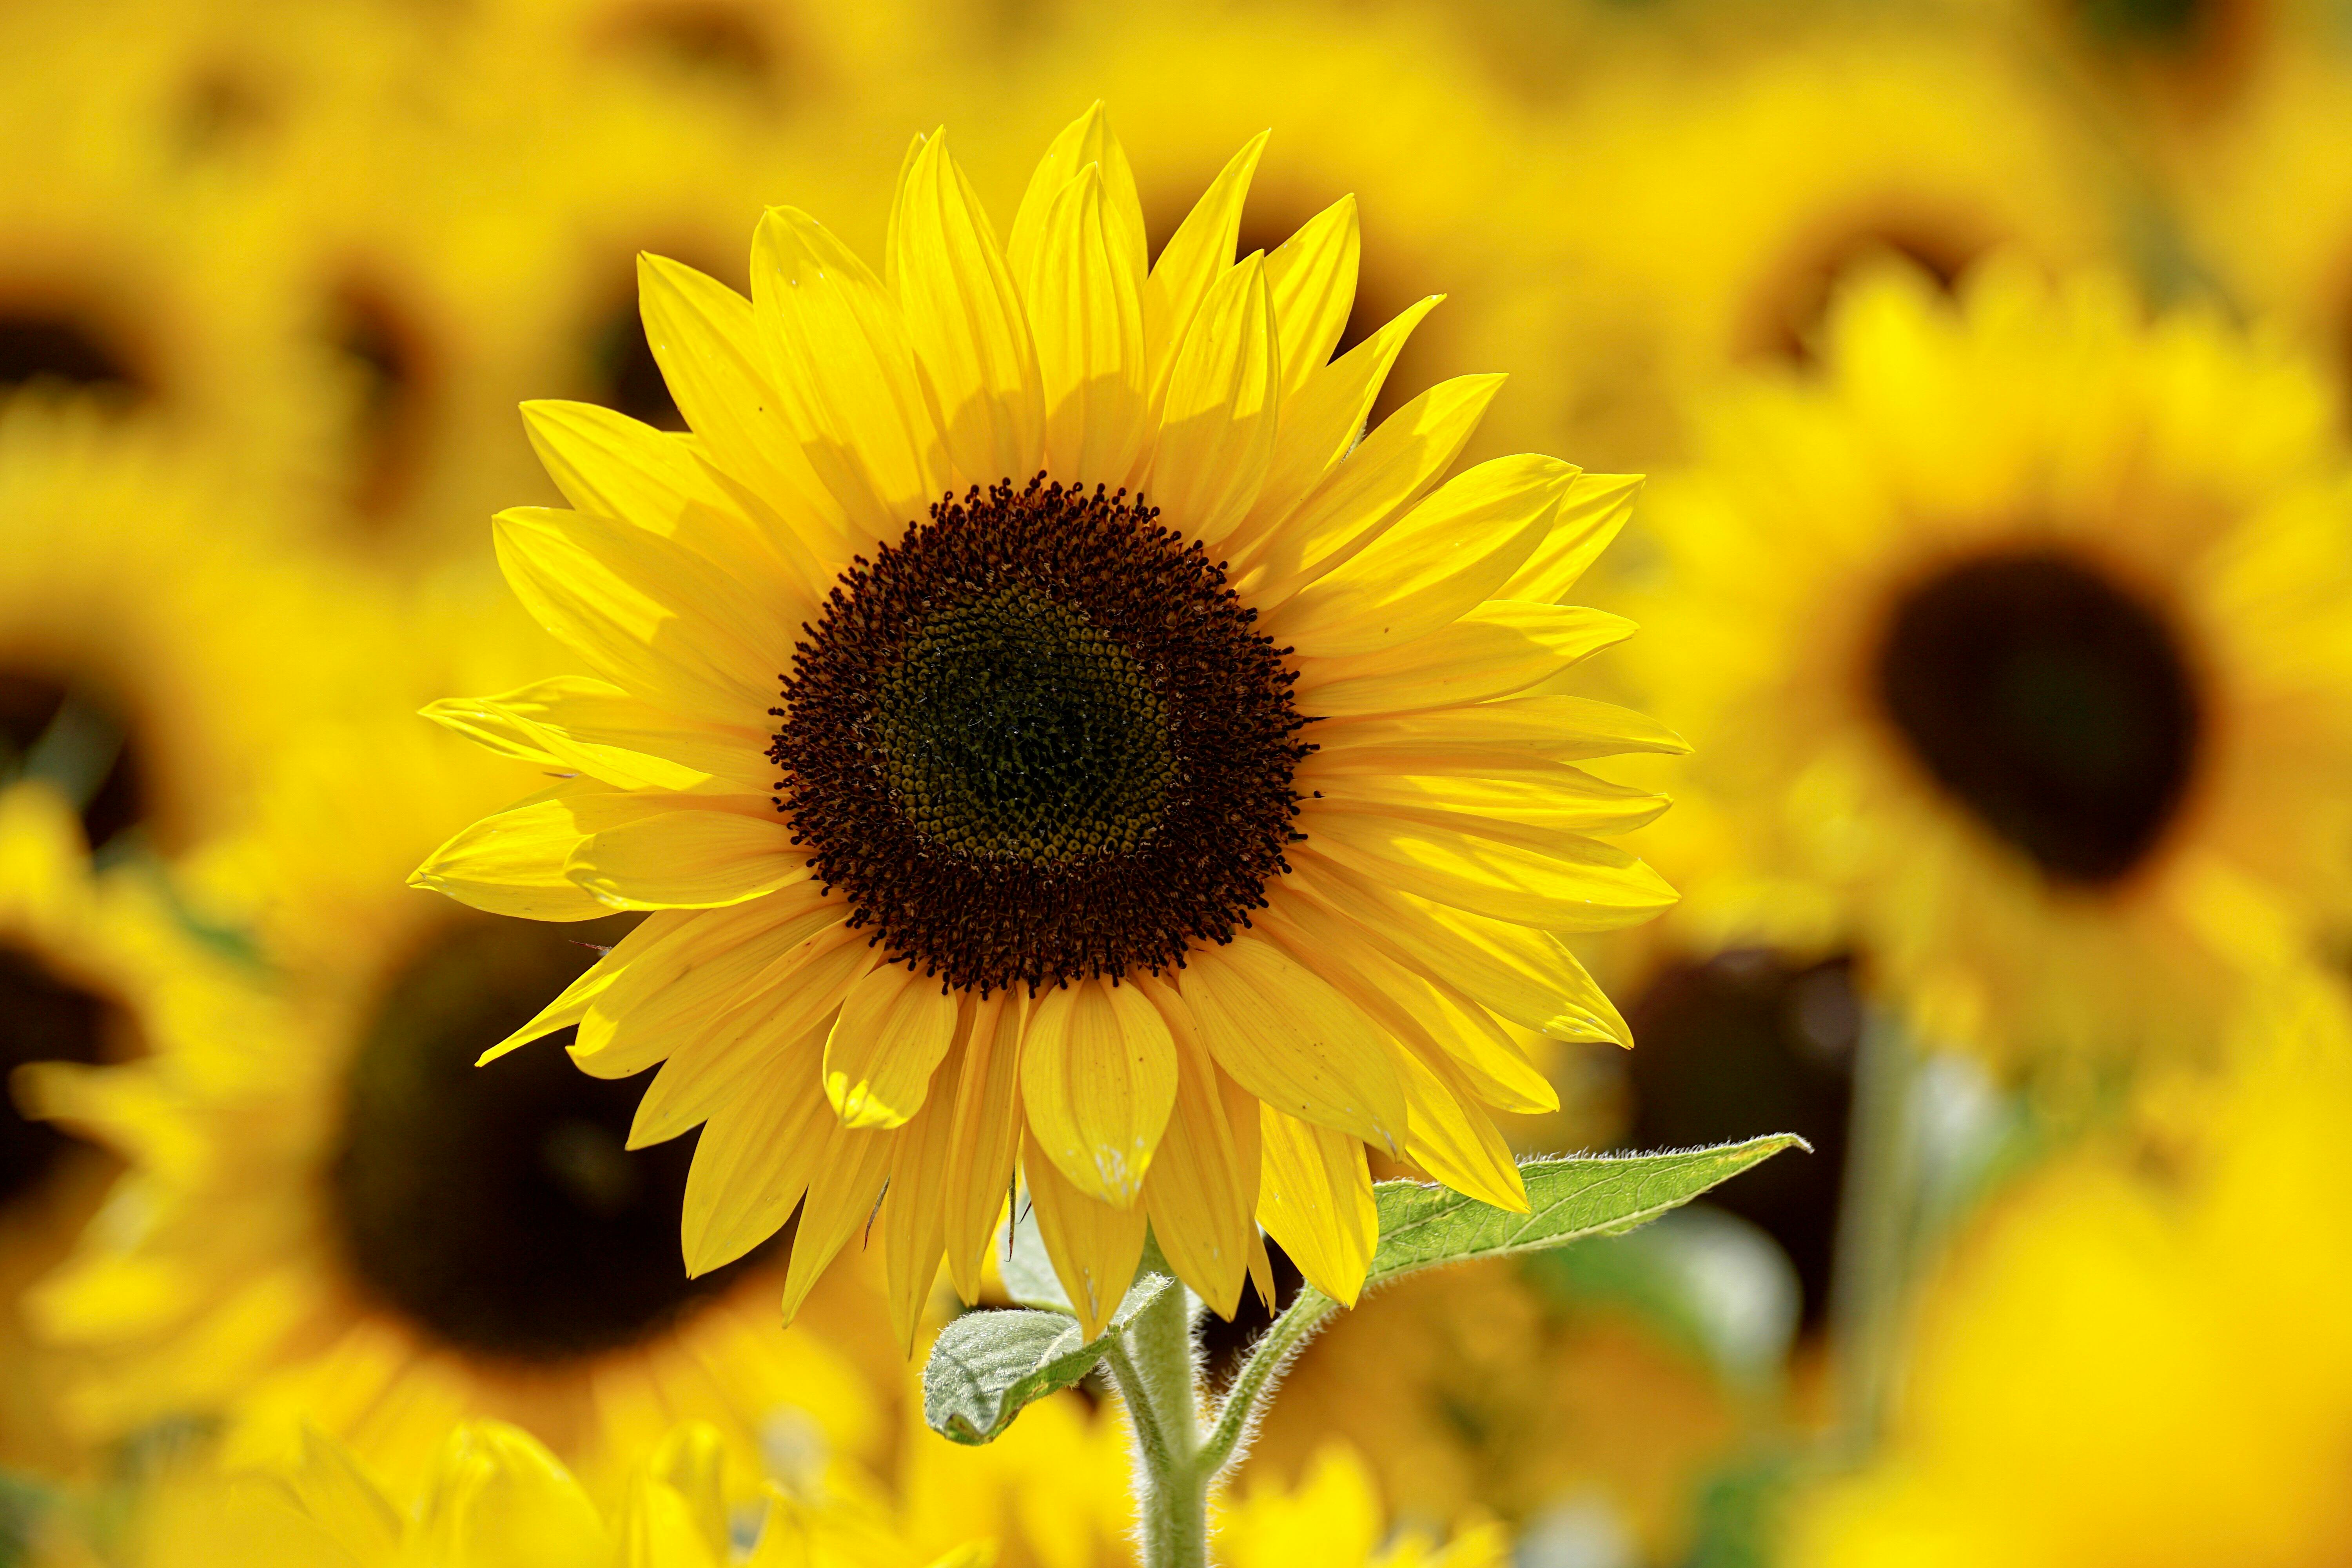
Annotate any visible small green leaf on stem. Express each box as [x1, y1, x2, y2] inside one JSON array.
[[922, 1309, 1106, 1445]]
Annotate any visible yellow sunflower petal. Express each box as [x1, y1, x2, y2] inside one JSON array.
[[679, 1038, 831, 1275], [879, 1036, 964, 1349], [423, 675, 771, 794], [1135, 974, 1257, 1318], [1263, 195, 1361, 409], [637, 252, 860, 562], [1263, 454, 1572, 659], [1497, 471, 1644, 603], [1313, 692, 1692, 764], [1019, 977, 1178, 1208], [1181, 935, 1405, 1150], [780, 1122, 896, 1323], [481, 908, 699, 1064], [1312, 770, 1670, 836], [492, 506, 784, 727], [1236, 294, 1442, 547], [1236, 372, 1506, 596], [751, 205, 948, 535], [408, 782, 657, 923], [942, 993, 1024, 1303], [1289, 603, 1636, 717], [1256, 1109, 1377, 1307], [1022, 163, 1149, 490], [564, 805, 808, 911], [522, 399, 725, 539], [890, 129, 1045, 488], [1007, 102, 1147, 289], [567, 893, 838, 1075], [1305, 810, 1677, 931], [1391, 1045, 1528, 1214], [824, 962, 962, 1130], [1023, 1136, 1149, 1342], [1144, 131, 1268, 415], [414, 1425, 607, 1568], [1150, 251, 1281, 548]]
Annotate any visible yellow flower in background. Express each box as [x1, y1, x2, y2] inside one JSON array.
[[0, 395, 326, 857], [414, 103, 1670, 1342], [1784, 979, 2352, 1567], [0, 780, 258, 1474], [24, 648, 891, 1502], [94, 1417, 989, 1568], [1517, 23, 2111, 477], [1632, 259, 2352, 1065], [1220, 1443, 1506, 1568]]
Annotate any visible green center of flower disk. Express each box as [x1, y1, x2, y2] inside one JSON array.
[[772, 478, 1311, 995], [0, 945, 118, 1212], [1875, 548, 2202, 886], [330, 913, 767, 1363]]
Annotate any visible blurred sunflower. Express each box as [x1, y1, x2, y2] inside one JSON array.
[[0, 396, 321, 857], [0, 781, 250, 1474], [415, 105, 1671, 1341], [25, 616, 888, 1501], [1633, 259, 2352, 1065], [1522, 23, 2112, 475], [1783, 978, 2352, 1566]]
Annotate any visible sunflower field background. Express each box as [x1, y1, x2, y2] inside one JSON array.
[[5, 0, 2352, 1563]]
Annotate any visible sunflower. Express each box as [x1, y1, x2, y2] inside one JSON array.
[[27, 604, 889, 1503], [1512, 22, 2113, 477], [0, 780, 254, 1475], [1783, 980, 2352, 1567], [0, 394, 328, 857], [1631, 258, 2352, 1066], [413, 104, 1672, 1341]]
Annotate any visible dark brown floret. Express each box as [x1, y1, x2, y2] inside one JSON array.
[[770, 477, 1310, 993]]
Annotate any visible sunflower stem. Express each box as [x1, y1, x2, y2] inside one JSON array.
[[1829, 1006, 1922, 1456], [1198, 1283, 1336, 1477], [1104, 1272, 1209, 1568]]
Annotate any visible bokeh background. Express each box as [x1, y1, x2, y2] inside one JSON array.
[[5, 0, 2352, 1563]]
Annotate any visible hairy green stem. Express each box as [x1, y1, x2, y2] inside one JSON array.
[[1104, 1275, 1209, 1568], [1199, 1284, 1336, 1477], [1830, 1009, 1920, 1454]]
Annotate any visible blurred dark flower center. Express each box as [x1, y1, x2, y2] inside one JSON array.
[[0, 944, 118, 1212], [328, 911, 761, 1364], [0, 673, 145, 853], [0, 312, 142, 399], [1875, 548, 2201, 886]]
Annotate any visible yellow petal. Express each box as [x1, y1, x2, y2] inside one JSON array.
[[1235, 294, 1441, 551], [1289, 603, 1636, 717], [1236, 372, 1505, 597], [824, 962, 960, 1129], [1023, 163, 1149, 490], [410, 782, 659, 923], [1305, 810, 1677, 931], [482, 908, 701, 1064], [1019, 977, 1178, 1208], [1023, 1135, 1148, 1342], [413, 1423, 607, 1568], [1181, 934, 1405, 1150], [751, 206, 948, 537], [1262, 455, 1572, 659], [1007, 102, 1147, 290], [613, 1425, 731, 1568], [564, 805, 808, 910], [1144, 131, 1268, 414], [780, 1119, 897, 1323], [1310, 769, 1670, 836], [522, 399, 728, 541], [1263, 195, 1360, 409], [891, 129, 1044, 488], [424, 675, 772, 793], [1256, 1110, 1377, 1307], [1136, 975, 1257, 1318], [880, 1031, 964, 1350], [1312, 693, 1691, 765], [1496, 471, 1644, 604], [281, 1425, 401, 1563], [680, 1033, 833, 1274], [1390, 1043, 1528, 1213], [566, 893, 835, 1074], [1149, 251, 1280, 548], [942, 992, 1025, 1303], [637, 252, 860, 563], [492, 505, 783, 727]]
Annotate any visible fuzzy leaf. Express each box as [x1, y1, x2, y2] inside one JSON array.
[[922, 1309, 1104, 1445], [1367, 1136, 1809, 1287]]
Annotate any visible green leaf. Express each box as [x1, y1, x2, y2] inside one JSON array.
[[1368, 1135, 1809, 1289], [922, 1309, 1104, 1445], [921, 1273, 1181, 1445]]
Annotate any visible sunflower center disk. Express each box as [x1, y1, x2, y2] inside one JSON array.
[[0, 946, 117, 1212], [1875, 548, 2202, 886], [328, 913, 759, 1364], [773, 478, 1310, 993]]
